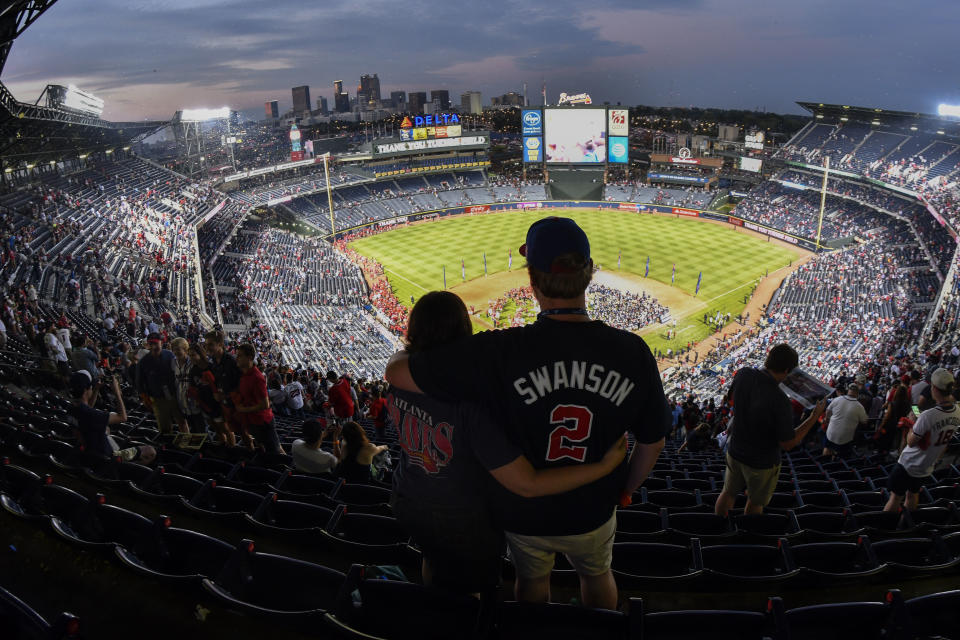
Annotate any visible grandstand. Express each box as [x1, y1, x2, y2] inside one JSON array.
[[1, 1, 960, 636]]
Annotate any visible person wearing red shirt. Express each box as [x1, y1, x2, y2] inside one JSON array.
[[326, 371, 354, 424], [368, 388, 388, 440], [234, 343, 284, 455]]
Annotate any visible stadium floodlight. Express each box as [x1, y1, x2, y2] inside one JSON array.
[[937, 103, 960, 117], [62, 84, 105, 117], [180, 107, 230, 122]]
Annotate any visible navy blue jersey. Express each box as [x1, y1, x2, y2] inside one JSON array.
[[409, 318, 671, 535], [727, 368, 795, 469]]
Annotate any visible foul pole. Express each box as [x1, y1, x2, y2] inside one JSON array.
[[815, 155, 829, 249]]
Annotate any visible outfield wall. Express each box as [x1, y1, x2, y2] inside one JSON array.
[[330, 200, 820, 251]]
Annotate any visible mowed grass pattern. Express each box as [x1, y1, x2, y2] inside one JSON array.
[[350, 209, 801, 352]]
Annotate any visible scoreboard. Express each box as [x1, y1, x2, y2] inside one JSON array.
[[522, 107, 629, 165]]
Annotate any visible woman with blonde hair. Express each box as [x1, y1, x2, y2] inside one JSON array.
[[170, 337, 201, 433]]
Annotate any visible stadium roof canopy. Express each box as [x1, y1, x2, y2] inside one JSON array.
[[797, 101, 960, 137], [0, 0, 167, 168]]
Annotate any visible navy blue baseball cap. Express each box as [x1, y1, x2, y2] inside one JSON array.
[[519, 217, 591, 273], [69, 370, 94, 396]]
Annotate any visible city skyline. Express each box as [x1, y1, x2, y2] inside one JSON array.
[[2, 0, 959, 121]]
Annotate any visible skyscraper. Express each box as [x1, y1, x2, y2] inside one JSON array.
[[460, 91, 482, 115], [359, 74, 381, 106], [333, 80, 350, 113], [430, 89, 450, 110], [390, 91, 406, 109], [501, 91, 524, 106], [264, 100, 279, 119], [292, 86, 311, 114], [317, 97, 328, 115], [407, 91, 427, 115]]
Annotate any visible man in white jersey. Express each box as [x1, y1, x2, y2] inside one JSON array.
[[822, 383, 868, 459], [884, 368, 959, 512]]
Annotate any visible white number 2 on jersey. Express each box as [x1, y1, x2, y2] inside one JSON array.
[[545, 404, 594, 463]]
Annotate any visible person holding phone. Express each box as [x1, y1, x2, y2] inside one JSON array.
[[885, 368, 959, 512], [291, 418, 341, 474]]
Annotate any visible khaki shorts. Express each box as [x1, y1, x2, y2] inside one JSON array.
[[506, 511, 616, 579], [722, 452, 780, 507], [151, 396, 184, 434]]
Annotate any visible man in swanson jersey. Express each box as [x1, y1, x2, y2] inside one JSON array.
[[386, 217, 671, 610], [884, 368, 959, 512]]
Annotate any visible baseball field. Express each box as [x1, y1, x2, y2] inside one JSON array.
[[349, 209, 805, 352]]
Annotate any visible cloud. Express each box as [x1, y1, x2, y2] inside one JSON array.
[[1, 0, 958, 119]]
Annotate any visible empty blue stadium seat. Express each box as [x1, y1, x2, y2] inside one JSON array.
[[326, 564, 484, 640], [245, 493, 335, 543], [770, 591, 903, 640], [611, 542, 702, 589], [202, 540, 348, 627], [0, 584, 81, 639], [871, 537, 959, 576], [115, 519, 234, 584], [700, 541, 798, 585], [182, 480, 267, 526], [901, 589, 960, 639]]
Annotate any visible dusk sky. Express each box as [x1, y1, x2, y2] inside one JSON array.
[[2, 0, 959, 122]]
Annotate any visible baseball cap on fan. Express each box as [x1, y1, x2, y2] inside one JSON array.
[[931, 368, 955, 393], [519, 217, 591, 273]]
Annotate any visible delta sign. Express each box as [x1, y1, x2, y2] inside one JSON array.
[[400, 113, 463, 140]]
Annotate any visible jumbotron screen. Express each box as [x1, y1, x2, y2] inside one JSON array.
[[544, 108, 607, 163]]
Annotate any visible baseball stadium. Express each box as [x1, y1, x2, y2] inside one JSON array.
[[1, 1, 959, 639]]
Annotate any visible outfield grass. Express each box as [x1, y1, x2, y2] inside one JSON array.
[[350, 209, 802, 352]]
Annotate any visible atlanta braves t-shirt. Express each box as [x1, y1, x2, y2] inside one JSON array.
[[389, 388, 519, 507], [409, 318, 671, 536]]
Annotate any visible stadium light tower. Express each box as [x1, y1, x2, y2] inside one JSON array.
[[321, 152, 336, 236], [172, 107, 231, 176]]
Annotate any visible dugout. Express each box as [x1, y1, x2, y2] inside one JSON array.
[[546, 168, 605, 201]]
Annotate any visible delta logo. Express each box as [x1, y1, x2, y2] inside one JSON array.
[[400, 114, 461, 128]]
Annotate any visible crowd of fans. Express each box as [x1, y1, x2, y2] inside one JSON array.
[[731, 180, 891, 240], [662, 219, 936, 416], [776, 119, 960, 244], [483, 286, 538, 328], [586, 283, 669, 331]]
